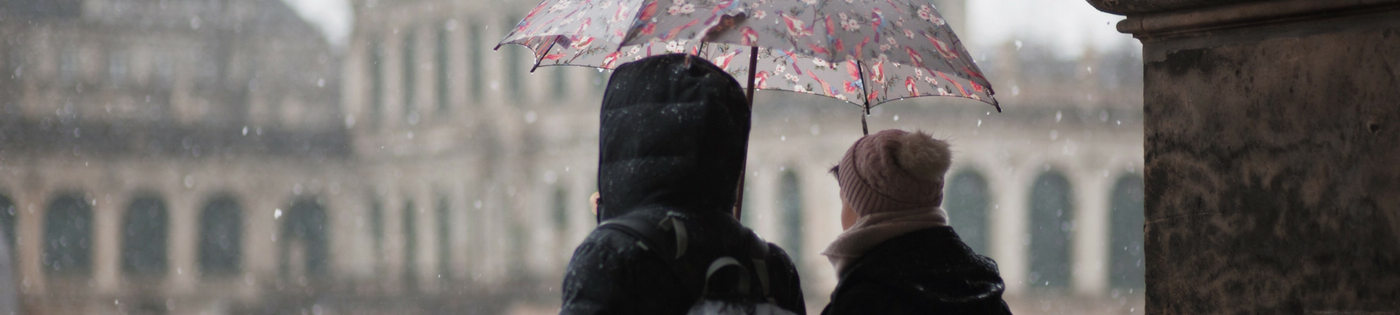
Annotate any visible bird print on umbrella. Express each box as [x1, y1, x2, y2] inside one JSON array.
[[497, 0, 999, 110]]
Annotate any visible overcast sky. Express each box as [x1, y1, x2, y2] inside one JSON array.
[[966, 0, 1134, 57], [281, 0, 1134, 56]]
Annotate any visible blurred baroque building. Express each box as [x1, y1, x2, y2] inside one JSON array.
[[0, 0, 1145, 314]]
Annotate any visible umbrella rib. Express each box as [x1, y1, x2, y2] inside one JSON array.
[[531, 36, 558, 73], [857, 60, 871, 135]]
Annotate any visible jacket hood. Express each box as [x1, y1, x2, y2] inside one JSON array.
[[597, 54, 751, 221]]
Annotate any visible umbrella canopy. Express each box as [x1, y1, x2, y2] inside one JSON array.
[[497, 0, 998, 110]]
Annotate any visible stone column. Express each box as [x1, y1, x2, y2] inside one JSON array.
[[987, 162, 1028, 293], [166, 189, 198, 292], [1072, 168, 1111, 296], [243, 186, 279, 284], [16, 188, 48, 294], [1092, 0, 1400, 312], [92, 191, 124, 294]]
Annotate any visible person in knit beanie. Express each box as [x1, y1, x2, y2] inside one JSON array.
[[820, 129, 1012, 315]]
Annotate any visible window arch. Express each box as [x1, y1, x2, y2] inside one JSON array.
[[200, 196, 242, 276], [551, 186, 568, 231], [44, 193, 92, 276], [403, 199, 418, 290], [945, 170, 990, 254], [435, 26, 450, 112], [280, 198, 328, 277], [369, 37, 385, 124], [779, 170, 803, 260], [122, 195, 169, 276], [368, 196, 385, 276], [740, 173, 756, 227], [1028, 172, 1073, 289], [0, 194, 15, 250], [1110, 175, 1145, 290], [402, 31, 417, 119], [436, 196, 452, 281], [504, 14, 523, 95], [469, 23, 484, 101]]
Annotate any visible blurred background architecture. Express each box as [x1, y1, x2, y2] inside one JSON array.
[[0, 0, 1144, 313]]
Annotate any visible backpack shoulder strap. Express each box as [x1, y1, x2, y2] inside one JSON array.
[[747, 232, 775, 301], [597, 212, 690, 260], [597, 212, 702, 296]]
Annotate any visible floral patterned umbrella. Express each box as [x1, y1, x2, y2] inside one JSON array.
[[497, 0, 997, 219], [497, 0, 999, 129]]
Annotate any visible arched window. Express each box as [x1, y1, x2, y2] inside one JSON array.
[[740, 174, 755, 227], [436, 196, 452, 281], [402, 31, 417, 119], [368, 197, 385, 276], [200, 196, 242, 276], [402, 200, 418, 290], [551, 187, 568, 231], [280, 198, 328, 277], [780, 170, 803, 260], [469, 24, 484, 101], [504, 15, 523, 96], [945, 170, 990, 254], [122, 195, 169, 276], [1028, 172, 1073, 289], [44, 194, 92, 276], [369, 37, 385, 123], [436, 26, 450, 112], [0, 194, 16, 250], [552, 67, 568, 100], [1110, 175, 1145, 290]]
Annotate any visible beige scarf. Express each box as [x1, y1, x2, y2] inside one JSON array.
[[820, 207, 949, 275]]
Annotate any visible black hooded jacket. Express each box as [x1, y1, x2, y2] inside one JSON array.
[[820, 227, 1012, 315], [560, 54, 805, 315]]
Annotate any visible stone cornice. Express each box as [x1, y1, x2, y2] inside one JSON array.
[[1111, 0, 1400, 39], [1087, 0, 1267, 16]]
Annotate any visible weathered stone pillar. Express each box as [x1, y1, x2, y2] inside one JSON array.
[[1072, 170, 1111, 296], [243, 190, 279, 283], [1090, 0, 1400, 312], [988, 165, 1028, 294], [16, 188, 48, 294], [167, 189, 198, 292], [92, 192, 124, 294]]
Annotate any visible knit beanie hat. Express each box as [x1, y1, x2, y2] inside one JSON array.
[[835, 129, 952, 216]]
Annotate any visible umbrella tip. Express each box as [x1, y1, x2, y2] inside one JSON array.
[[493, 43, 502, 51]]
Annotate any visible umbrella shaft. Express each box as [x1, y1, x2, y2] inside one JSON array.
[[734, 47, 760, 220]]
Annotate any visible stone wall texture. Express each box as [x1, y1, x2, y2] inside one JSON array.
[[1142, 15, 1400, 315]]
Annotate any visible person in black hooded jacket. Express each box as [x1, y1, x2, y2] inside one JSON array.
[[820, 130, 1011, 315], [559, 54, 806, 315]]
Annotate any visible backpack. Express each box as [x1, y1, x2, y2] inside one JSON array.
[[599, 211, 800, 315]]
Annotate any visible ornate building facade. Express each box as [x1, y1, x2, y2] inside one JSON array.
[[0, 0, 1146, 313]]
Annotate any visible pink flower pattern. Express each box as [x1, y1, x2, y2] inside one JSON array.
[[499, 0, 996, 108]]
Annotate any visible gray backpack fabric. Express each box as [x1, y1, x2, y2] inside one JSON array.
[[599, 212, 799, 315]]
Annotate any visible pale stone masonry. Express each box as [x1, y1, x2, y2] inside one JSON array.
[[0, 0, 1146, 313]]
